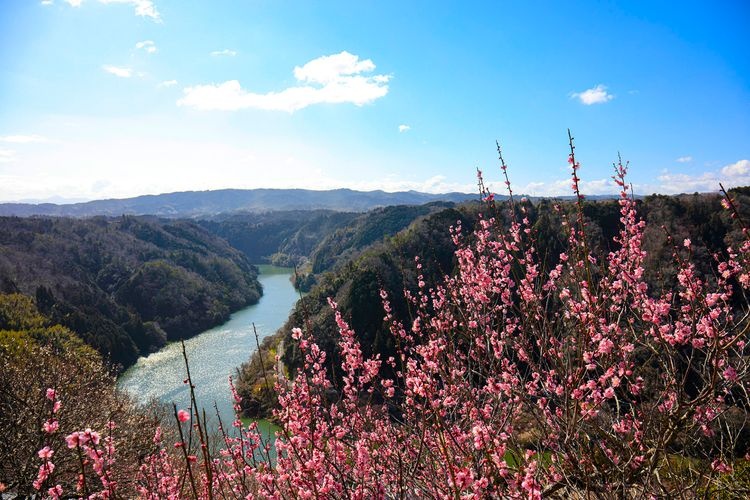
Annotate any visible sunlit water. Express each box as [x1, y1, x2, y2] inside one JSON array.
[[117, 265, 298, 433]]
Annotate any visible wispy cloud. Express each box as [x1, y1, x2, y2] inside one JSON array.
[[655, 159, 750, 194], [102, 65, 133, 78], [721, 159, 750, 179], [210, 49, 237, 57], [655, 172, 719, 194], [398, 124, 410, 133], [41, 1, 54, 6], [0, 149, 16, 163], [571, 84, 614, 105], [520, 178, 620, 197], [178, 51, 391, 112], [100, 0, 160, 20], [0, 134, 48, 144], [676, 156, 693, 163], [61, 1, 160, 21], [348, 174, 474, 194], [491, 170, 741, 198], [158, 79, 178, 88], [135, 40, 157, 54]]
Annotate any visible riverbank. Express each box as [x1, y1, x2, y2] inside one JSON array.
[[117, 265, 299, 431]]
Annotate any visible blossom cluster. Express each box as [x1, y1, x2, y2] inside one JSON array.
[[24, 142, 750, 498]]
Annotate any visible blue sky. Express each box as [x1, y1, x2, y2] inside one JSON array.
[[0, 0, 748, 202]]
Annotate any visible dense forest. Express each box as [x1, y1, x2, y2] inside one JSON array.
[[1, 188, 747, 392], [4, 187, 750, 496], [199, 202, 457, 288], [0, 202, 457, 371], [0, 216, 261, 368], [236, 188, 750, 418], [197, 210, 359, 266]]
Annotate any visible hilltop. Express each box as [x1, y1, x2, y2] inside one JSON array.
[[0, 188, 478, 218]]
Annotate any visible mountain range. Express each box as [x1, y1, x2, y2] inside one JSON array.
[[0, 188, 479, 218]]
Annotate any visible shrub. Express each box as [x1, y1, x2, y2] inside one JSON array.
[[10, 138, 750, 498]]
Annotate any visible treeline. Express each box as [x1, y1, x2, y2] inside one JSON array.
[[0, 216, 261, 369], [236, 188, 750, 418], [235, 204, 474, 416], [198, 210, 359, 266], [198, 202, 456, 289]]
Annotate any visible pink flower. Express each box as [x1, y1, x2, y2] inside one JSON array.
[[47, 485, 63, 499], [83, 428, 100, 445], [42, 419, 59, 434], [723, 366, 738, 382], [177, 409, 190, 423], [38, 446, 54, 460], [598, 338, 615, 355], [45, 388, 56, 401], [711, 459, 732, 474], [65, 432, 81, 449]]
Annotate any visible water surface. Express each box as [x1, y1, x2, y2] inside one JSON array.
[[118, 265, 298, 429]]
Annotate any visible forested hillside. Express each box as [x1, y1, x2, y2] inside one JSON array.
[[0, 216, 261, 368], [197, 202, 455, 287], [197, 210, 359, 266], [236, 188, 750, 418]]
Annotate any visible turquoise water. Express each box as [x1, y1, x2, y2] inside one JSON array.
[[117, 265, 298, 431]]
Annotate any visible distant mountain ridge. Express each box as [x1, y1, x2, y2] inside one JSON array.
[[0, 188, 479, 218]]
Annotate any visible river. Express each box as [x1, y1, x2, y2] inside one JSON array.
[[117, 265, 298, 431]]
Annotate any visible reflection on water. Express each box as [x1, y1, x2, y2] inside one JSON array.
[[117, 265, 298, 431]]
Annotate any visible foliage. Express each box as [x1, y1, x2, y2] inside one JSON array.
[[0, 294, 157, 497], [198, 210, 359, 266], [0, 216, 261, 368], [8, 142, 750, 498]]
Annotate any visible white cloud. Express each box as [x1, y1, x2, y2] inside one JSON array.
[[293, 51, 375, 84], [0, 134, 48, 144], [655, 159, 750, 194], [158, 79, 178, 88], [135, 40, 157, 54], [61, 1, 160, 21], [398, 124, 411, 133], [210, 49, 237, 57], [347, 174, 474, 194], [102, 65, 132, 78], [676, 156, 693, 163], [721, 159, 750, 178], [656, 172, 720, 194], [0, 149, 16, 163], [178, 51, 390, 112], [518, 178, 620, 197], [99, 0, 160, 20], [41, 1, 54, 6], [571, 84, 614, 105]]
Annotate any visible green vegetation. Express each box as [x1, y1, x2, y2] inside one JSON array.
[[237, 189, 750, 419], [0, 216, 261, 368], [0, 294, 156, 496], [199, 203, 455, 292], [198, 210, 358, 266]]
